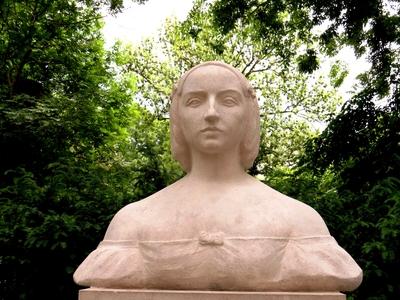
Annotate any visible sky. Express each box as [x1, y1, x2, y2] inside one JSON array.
[[102, 0, 370, 102], [102, 0, 194, 46]]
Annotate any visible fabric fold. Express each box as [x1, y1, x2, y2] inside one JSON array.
[[74, 235, 362, 291]]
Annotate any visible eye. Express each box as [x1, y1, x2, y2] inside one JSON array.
[[222, 97, 238, 107], [186, 98, 202, 107]]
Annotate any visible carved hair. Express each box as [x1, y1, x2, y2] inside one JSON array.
[[170, 61, 260, 172]]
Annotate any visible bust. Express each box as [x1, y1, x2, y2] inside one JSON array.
[[74, 61, 362, 292]]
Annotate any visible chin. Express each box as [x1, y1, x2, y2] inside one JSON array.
[[198, 142, 235, 155], [195, 142, 222, 153]]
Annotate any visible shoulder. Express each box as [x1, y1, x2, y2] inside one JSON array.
[[103, 201, 145, 240], [103, 182, 180, 241], [254, 180, 330, 237], [285, 195, 330, 236]]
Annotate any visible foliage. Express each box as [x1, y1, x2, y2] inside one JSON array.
[[211, 0, 400, 87], [211, 0, 400, 299], [269, 164, 400, 299], [112, 0, 343, 179], [300, 89, 400, 299], [2, 0, 397, 299], [0, 0, 162, 299]]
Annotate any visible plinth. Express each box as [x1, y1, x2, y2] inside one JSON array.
[[79, 288, 346, 300]]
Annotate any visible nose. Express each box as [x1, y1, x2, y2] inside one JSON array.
[[204, 96, 219, 123]]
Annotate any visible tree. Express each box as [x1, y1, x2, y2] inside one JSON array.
[[209, 1, 400, 298], [112, 0, 343, 180], [0, 0, 156, 299]]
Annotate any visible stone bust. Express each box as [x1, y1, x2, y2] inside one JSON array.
[[74, 61, 362, 292]]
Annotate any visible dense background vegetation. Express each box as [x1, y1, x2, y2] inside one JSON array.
[[0, 0, 398, 299]]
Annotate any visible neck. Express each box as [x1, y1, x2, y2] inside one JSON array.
[[186, 147, 248, 185]]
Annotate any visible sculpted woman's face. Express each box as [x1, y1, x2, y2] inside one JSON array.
[[179, 65, 248, 155]]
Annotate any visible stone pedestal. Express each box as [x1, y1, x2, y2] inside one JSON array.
[[79, 288, 346, 300]]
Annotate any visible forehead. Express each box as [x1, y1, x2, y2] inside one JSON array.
[[181, 65, 243, 95]]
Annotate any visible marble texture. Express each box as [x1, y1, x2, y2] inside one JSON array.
[[74, 61, 362, 292]]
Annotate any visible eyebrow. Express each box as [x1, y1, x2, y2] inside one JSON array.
[[217, 89, 242, 97], [182, 89, 243, 97], [182, 91, 207, 98]]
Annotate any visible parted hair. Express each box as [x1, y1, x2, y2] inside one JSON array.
[[170, 61, 260, 172]]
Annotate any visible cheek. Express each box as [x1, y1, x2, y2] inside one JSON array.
[[231, 109, 249, 141], [225, 107, 247, 127], [179, 111, 199, 138]]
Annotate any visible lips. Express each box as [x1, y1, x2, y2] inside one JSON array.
[[200, 127, 222, 132]]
